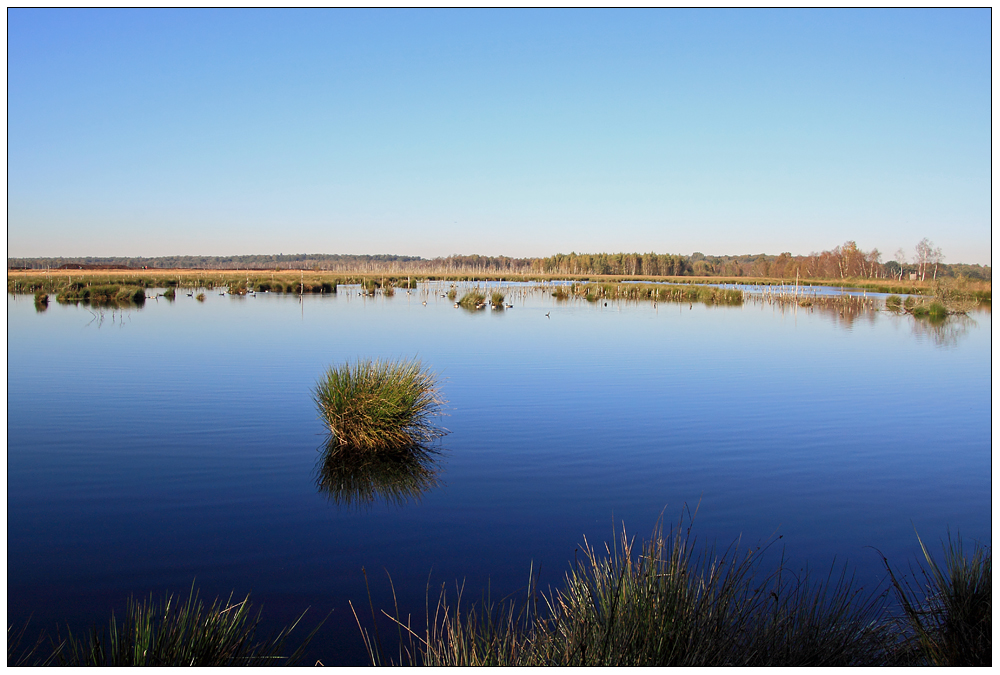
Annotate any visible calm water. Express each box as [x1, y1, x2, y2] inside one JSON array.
[[7, 286, 991, 665]]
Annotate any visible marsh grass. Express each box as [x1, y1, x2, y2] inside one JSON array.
[[33, 291, 49, 311], [362, 522, 894, 666], [458, 291, 486, 309], [196, 293, 206, 302], [55, 284, 147, 307], [572, 283, 743, 306], [10, 586, 322, 666], [884, 533, 991, 666], [316, 439, 442, 509], [364, 512, 893, 667], [314, 358, 447, 451], [447, 288, 457, 301], [490, 291, 505, 307]]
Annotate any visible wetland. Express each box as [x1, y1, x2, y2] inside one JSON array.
[[7, 279, 991, 664]]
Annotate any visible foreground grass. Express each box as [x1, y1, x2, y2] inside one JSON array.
[[8, 587, 322, 666], [358, 518, 989, 667], [884, 532, 991, 666], [314, 358, 447, 451]]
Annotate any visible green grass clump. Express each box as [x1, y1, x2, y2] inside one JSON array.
[[458, 291, 485, 309], [490, 291, 505, 307], [447, 288, 457, 301], [10, 586, 320, 666], [378, 515, 892, 667], [196, 293, 206, 302], [314, 358, 447, 451], [885, 295, 902, 310], [885, 533, 990, 666], [552, 288, 570, 300], [33, 291, 49, 311]]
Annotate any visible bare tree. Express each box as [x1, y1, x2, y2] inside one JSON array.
[[893, 248, 907, 280], [915, 238, 934, 281], [931, 245, 944, 280]]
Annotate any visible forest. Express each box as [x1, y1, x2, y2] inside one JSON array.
[[8, 240, 990, 281]]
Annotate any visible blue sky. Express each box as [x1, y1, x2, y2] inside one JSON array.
[[7, 9, 992, 264]]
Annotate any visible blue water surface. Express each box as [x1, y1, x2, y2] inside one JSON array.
[[7, 286, 991, 664]]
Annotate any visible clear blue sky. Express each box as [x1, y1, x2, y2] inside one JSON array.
[[7, 9, 992, 264]]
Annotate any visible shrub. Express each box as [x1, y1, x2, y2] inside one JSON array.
[[314, 358, 447, 451]]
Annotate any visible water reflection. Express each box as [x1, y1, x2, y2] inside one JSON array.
[[910, 313, 977, 348], [315, 439, 443, 510]]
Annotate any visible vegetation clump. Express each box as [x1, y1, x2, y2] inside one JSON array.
[[885, 533, 991, 666], [8, 586, 320, 666], [458, 291, 486, 310], [490, 291, 505, 307], [361, 518, 990, 667], [314, 358, 447, 451]]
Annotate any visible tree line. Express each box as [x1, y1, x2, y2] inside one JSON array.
[[7, 240, 990, 281]]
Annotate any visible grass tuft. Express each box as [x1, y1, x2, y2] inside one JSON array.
[[379, 512, 894, 667], [458, 291, 486, 309], [314, 357, 447, 451], [10, 586, 322, 666], [884, 532, 990, 666]]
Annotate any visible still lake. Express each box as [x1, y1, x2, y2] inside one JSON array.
[[7, 284, 991, 665]]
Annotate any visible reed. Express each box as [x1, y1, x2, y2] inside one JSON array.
[[884, 533, 990, 666], [490, 291, 505, 307], [314, 358, 447, 451], [10, 586, 321, 666], [447, 288, 457, 301]]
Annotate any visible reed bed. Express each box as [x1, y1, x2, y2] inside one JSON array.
[[8, 586, 321, 666], [314, 358, 447, 451]]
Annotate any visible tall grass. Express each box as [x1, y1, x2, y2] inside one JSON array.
[[314, 358, 447, 451], [369, 514, 893, 667], [10, 586, 321, 666], [490, 291, 505, 307], [884, 532, 991, 666], [360, 522, 991, 667]]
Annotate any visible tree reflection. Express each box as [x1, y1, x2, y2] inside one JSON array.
[[910, 313, 977, 348], [315, 438, 443, 510]]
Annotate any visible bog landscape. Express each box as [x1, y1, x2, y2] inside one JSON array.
[[8, 8, 990, 668], [7, 245, 991, 666]]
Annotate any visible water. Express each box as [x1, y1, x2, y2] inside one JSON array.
[[7, 286, 991, 665]]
